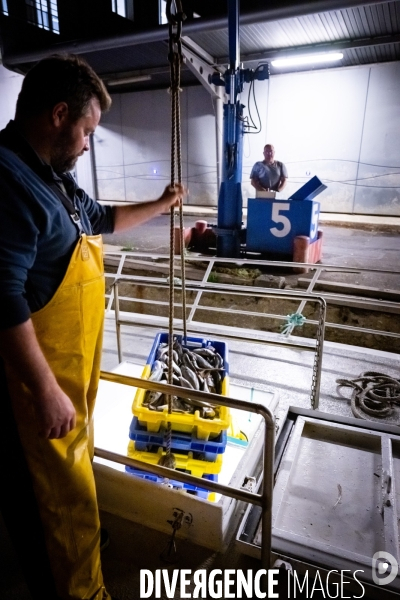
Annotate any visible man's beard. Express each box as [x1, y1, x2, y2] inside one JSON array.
[[51, 128, 80, 173]]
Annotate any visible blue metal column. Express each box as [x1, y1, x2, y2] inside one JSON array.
[[216, 0, 243, 258]]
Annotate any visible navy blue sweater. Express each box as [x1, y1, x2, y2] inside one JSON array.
[[0, 121, 114, 329]]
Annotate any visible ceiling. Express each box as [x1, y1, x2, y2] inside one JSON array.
[[0, 0, 399, 93]]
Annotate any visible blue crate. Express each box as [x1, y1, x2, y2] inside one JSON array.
[[125, 466, 217, 499], [129, 416, 227, 461], [146, 332, 229, 383]]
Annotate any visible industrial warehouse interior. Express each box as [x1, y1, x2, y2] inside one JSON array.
[[0, 1, 399, 599]]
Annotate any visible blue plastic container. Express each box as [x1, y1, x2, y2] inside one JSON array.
[[125, 466, 217, 499], [146, 333, 229, 383], [129, 416, 227, 461]]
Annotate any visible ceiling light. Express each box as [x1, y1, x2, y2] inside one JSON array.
[[107, 75, 152, 86], [271, 53, 343, 68]]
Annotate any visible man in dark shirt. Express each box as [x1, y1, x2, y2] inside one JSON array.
[[0, 54, 183, 600]]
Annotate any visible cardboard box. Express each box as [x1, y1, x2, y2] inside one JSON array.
[[255, 190, 276, 199]]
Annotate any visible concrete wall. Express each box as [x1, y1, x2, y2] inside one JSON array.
[[95, 86, 218, 206], [96, 61, 400, 215], [95, 82, 265, 207], [1, 60, 398, 215], [0, 64, 23, 128], [267, 62, 400, 215]]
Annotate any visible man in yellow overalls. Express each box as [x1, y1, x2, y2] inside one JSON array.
[[0, 54, 184, 600]]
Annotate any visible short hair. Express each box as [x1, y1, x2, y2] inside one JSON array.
[[15, 54, 112, 121]]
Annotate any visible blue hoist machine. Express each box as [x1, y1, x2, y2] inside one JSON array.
[[209, 0, 269, 258], [180, 0, 326, 260]]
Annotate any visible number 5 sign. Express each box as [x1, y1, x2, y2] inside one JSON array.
[[246, 198, 320, 254]]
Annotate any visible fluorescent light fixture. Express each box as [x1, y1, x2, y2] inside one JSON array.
[[107, 75, 152, 86], [271, 52, 343, 68]]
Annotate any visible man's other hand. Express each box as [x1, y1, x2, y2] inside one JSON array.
[[35, 384, 77, 439]]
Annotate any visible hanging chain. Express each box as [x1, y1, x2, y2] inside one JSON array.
[[310, 299, 326, 409], [161, 1, 187, 467]]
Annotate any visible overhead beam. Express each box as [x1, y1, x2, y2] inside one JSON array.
[[101, 65, 171, 82], [181, 45, 225, 100], [181, 35, 217, 66], [99, 39, 221, 88], [180, 39, 225, 189], [2, 0, 392, 66]]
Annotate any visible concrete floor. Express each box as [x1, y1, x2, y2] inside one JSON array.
[[103, 212, 400, 291], [1, 216, 400, 600], [103, 213, 400, 271]]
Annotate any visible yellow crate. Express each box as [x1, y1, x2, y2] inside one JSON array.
[[127, 440, 223, 478], [132, 331, 231, 440], [132, 372, 230, 440]]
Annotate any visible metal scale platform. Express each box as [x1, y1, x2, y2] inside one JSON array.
[[237, 406, 400, 596]]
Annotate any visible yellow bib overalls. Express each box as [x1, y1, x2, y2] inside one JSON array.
[[6, 234, 110, 600]]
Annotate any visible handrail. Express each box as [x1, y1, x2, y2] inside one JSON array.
[[97, 370, 275, 570], [104, 251, 400, 349], [111, 271, 327, 409]]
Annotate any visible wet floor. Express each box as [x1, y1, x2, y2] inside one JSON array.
[[103, 215, 400, 290]]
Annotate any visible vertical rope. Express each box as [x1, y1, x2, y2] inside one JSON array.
[[166, 36, 177, 461], [174, 52, 188, 343], [160, 1, 187, 467], [168, 53, 176, 395]]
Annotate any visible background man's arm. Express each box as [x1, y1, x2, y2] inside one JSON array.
[[277, 176, 287, 192], [276, 162, 289, 192], [0, 321, 76, 439], [250, 178, 268, 192]]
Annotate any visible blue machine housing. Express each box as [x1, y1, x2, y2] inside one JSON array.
[[246, 175, 326, 254], [246, 198, 321, 254], [212, 0, 327, 259]]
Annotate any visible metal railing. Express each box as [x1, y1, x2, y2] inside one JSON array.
[[111, 277, 327, 409], [104, 251, 400, 324], [96, 371, 275, 570]]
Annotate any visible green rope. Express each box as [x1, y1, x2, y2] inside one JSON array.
[[281, 312, 306, 336]]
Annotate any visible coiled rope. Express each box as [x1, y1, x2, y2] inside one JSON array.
[[336, 371, 400, 423], [281, 312, 306, 336]]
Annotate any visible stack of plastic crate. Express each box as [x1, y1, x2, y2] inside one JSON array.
[[126, 333, 230, 500]]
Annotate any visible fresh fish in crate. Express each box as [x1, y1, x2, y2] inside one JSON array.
[[148, 360, 165, 382], [143, 337, 224, 419]]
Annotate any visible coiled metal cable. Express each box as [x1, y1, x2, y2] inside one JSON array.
[[336, 371, 400, 423]]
